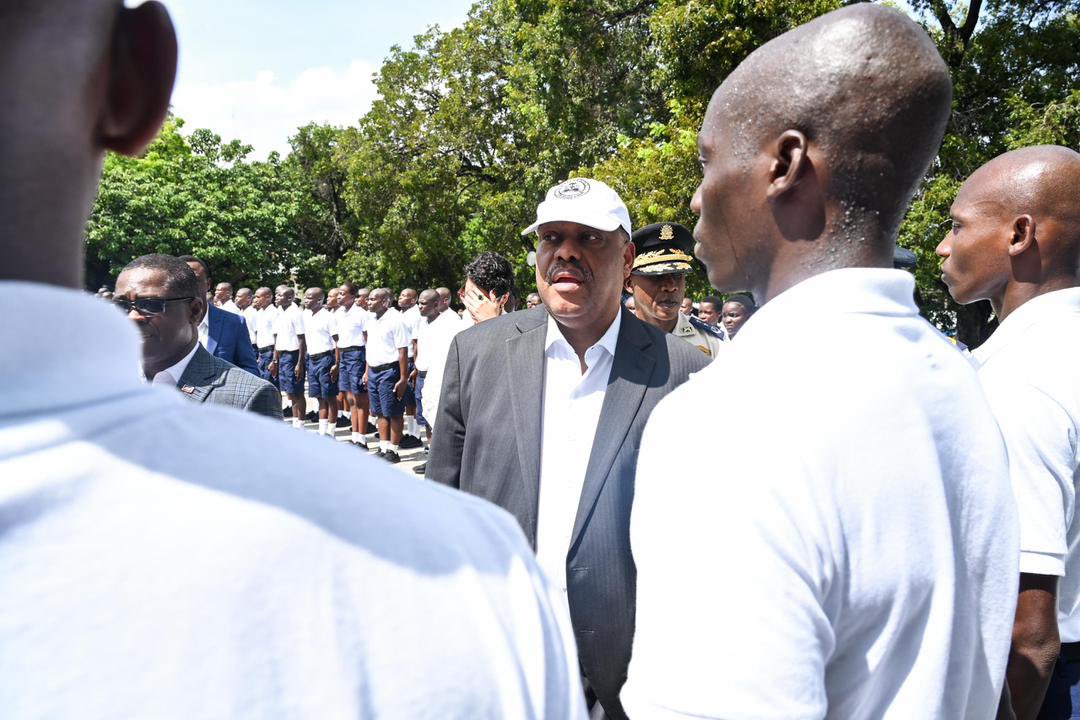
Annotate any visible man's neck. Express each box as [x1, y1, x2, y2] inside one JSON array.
[[995, 275, 1080, 322], [554, 305, 619, 363], [756, 237, 893, 303], [144, 337, 198, 380], [636, 308, 676, 334]]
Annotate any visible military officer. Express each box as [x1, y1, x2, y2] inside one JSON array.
[[627, 222, 722, 359]]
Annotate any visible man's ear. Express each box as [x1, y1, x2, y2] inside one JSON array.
[[1008, 215, 1036, 258], [97, 2, 178, 156], [189, 296, 206, 325], [765, 130, 809, 201]]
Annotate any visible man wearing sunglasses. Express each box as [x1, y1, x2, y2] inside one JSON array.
[[114, 254, 281, 420]]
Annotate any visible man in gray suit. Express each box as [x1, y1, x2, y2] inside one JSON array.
[[427, 178, 707, 719], [114, 254, 281, 420]]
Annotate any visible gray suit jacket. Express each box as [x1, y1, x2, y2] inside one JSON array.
[[427, 306, 708, 719], [176, 345, 281, 420]]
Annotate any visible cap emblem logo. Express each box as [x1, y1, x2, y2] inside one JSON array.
[[660, 224, 675, 241], [554, 178, 591, 200]]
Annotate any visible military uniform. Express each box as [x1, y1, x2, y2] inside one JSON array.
[[630, 222, 723, 360]]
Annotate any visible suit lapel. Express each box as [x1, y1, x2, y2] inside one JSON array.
[[176, 345, 223, 403], [505, 310, 548, 543], [206, 306, 220, 354], [570, 309, 654, 549]]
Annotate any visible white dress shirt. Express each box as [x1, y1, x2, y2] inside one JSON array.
[[402, 305, 423, 358], [197, 312, 209, 349], [972, 287, 1080, 640], [417, 311, 472, 428], [241, 306, 258, 344], [145, 341, 199, 387], [273, 304, 304, 352], [0, 280, 587, 720], [253, 305, 280, 349], [536, 310, 621, 618], [302, 307, 337, 355], [336, 304, 369, 348], [366, 309, 409, 367], [219, 299, 240, 314], [623, 268, 1018, 720]]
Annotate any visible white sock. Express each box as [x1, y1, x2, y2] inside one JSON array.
[[380, 440, 390, 452], [291, 418, 302, 429], [338, 410, 346, 419], [351, 431, 361, 442], [388, 443, 399, 454], [408, 416, 419, 437], [319, 419, 329, 435]]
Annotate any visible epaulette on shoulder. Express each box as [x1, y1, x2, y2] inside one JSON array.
[[689, 315, 724, 338]]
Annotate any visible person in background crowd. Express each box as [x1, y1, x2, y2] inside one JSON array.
[[270, 284, 306, 429], [626, 222, 722, 359], [429, 178, 708, 719], [697, 295, 724, 336], [460, 251, 515, 323], [336, 282, 371, 448], [624, 6, 1018, 719], [115, 255, 280, 419], [680, 297, 696, 316], [397, 288, 425, 449], [214, 281, 239, 313], [178, 255, 259, 375], [366, 288, 409, 463], [720, 294, 756, 340], [0, 4, 587, 716], [938, 145, 1080, 719], [409, 289, 442, 469], [325, 287, 351, 428], [623, 296, 635, 313], [251, 286, 279, 388], [301, 288, 339, 438], [436, 286, 453, 314], [236, 287, 257, 348], [527, 292, 543, 309]]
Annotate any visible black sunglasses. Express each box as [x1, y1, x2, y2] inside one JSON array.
[[114, 296, 195, 317]]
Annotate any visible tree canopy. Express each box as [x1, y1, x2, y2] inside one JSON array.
[[87, 0, 1080, 344]]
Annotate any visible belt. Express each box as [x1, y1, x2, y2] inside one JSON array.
[[369, 362, 397, 373], [1062, 642, 1080, 663], [258, 345, 274, 353], [339, 346, 364, 352], [418, 370, 428, 378], [309, 350, 334, 360]]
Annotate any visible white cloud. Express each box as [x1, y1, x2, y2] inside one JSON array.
[[170, 60, 379, 159]]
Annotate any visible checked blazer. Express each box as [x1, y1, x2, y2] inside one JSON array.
[[427, 305, 708, 719], [176, 344, 281, 420]]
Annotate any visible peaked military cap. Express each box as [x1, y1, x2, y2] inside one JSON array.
[[631, 222, 695, 276]]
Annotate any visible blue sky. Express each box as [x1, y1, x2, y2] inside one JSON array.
[[161, 0, 476, 157]]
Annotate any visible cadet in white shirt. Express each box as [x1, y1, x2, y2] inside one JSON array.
[[214, 282, 240, 314], [366, 288, 410, 463], [938, 145, 1080, 719], [251, 287, 280, 387], [336, 282, 372, 447], [623, 7, 1019, 719], [0, 3, 587, 718], [236, 287, 257, 346], [271, 285, 307, 428], [301, 287, 340, 437], [398, 288, 425, 446]]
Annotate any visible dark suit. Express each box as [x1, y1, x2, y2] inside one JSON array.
[[206, 304, 259, 376], [427, 305, 707, 719], [176, 344, 282, 420]]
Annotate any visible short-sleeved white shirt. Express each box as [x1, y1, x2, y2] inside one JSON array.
[[623, 268, 1018, 720], [253, 305, 280, 349], [302, 307, 337, 355], [972, 287, 1080, 640], [416, 311, 471, 425], [402, 305, 423, 358], [241, 306, 258, 344], [0, 281, 588, 720], [336, 304, 369, 348], [273, 304, 304, 352], [367, 308, 409, 367]]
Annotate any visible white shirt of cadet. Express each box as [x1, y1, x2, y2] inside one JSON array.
[[366, 308, 409, 367], [417, 311, 472, 429], [254, 305, 280, 349], [0, 280, 587, 720], [219, 299, 240, 315], [273, 303, 304, 352], [972, 287, 1080, 641], [622, 268, 1018, 720], [402, 305, 423, 358], [241, 305, 258, 344], [336, 304, 369, 348], [146, 341, 199, 387], [536, 310, 620, 619], [302, 307, 337, 356]]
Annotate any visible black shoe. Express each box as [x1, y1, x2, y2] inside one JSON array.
[[412, 462, 427, 475], [399, 435, 423, 449], [335, 416, 351, 428], [305, 410, 318, 422], [282, 405, 293, 419], [373, 448, 385, 457], [365, 422, 377, 434], [353, 440, 369, 450], [383, 450, 401, 464]]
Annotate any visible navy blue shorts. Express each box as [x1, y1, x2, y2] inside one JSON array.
[[339, 348, 367, 395], [369, 364, 404, 418], [257, 348, 278, 388], [306, 352, 338, 398], [415, 374, 428, 427], [278, 351, 302, 395]]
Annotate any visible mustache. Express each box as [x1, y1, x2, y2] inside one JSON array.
[[546, 260, 593, 284]]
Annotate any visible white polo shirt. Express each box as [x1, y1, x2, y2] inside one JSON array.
[[623, 268, 1018, 720], [336, 304, 369, 348], [253, 305, 280, 349], [536, 310, 620, 618], [302, 307, 337, 356], [273, 303, 304, 352], [972, 287, 1080, 640], [0, 281, 587, 720], [402, 305, 423, 358], [241, 306, 258, 344], [417, 310, 471, 428], [367, 308, 409, 367]]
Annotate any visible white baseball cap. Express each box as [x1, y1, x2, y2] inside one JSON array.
[[521, 178, 632, 237]]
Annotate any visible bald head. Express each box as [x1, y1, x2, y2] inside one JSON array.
[[960, 146, 1080, 230]]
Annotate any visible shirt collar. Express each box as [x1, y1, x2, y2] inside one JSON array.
[[973, 287, 1080, 364], [147, 341, 199, 386], [735, 268, 918, 344], [1, 281, 145, 418], [198, 311, 209, 332], [545, 307, 622, 359]]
